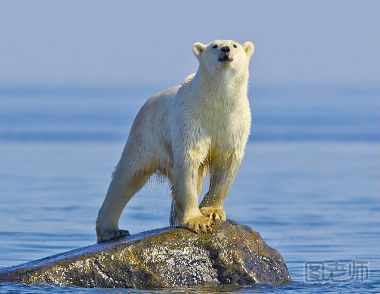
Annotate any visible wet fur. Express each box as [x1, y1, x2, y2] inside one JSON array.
[[96, 40, 254, 242]]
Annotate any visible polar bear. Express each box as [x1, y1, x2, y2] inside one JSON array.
[[96, 39, 254, 242]]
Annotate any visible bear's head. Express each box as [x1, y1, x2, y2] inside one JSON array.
[[192, 39, 254, 78]]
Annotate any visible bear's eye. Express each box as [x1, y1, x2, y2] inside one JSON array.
[[212, 44, 218, 49], [233, 44, 237, 48]]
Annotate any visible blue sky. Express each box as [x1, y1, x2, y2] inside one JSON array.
[[0, 0, 379, 86]]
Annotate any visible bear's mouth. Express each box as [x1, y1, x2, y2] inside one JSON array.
[[218, 54, 233, 63]]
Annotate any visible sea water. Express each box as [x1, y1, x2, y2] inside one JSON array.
[[0, 84, 379, 293]]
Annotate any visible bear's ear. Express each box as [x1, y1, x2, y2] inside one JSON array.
[[243, 41, 254, 57], [192, 42, 206, 58]]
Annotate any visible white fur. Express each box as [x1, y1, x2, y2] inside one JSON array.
[[96, 39, 254, 242]]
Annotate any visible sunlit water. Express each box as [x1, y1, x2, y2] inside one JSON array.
[[0, 85, 379, 293]]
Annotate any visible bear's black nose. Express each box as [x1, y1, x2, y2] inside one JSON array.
[[221, 46, 230, 53]]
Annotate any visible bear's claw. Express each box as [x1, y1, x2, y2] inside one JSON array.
[[200, 207, 227, 221], [97, 229, 130, 243], [181, 215, 214, 233]]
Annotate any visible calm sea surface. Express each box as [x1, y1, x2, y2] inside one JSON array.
[[0, 84, 379, 293]]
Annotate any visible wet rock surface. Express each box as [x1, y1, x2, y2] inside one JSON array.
[[0, 220, 291, 289]]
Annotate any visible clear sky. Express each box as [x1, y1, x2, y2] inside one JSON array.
[[0, 0, 379, 86]]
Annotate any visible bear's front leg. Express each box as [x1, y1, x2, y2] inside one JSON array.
[[200, 156, 241, 221], [172, 162, 213, 233]]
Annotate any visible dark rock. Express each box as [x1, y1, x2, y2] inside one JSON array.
[[0, 220, 291, 289]]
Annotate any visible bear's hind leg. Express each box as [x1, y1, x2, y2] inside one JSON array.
[[96, 168, 151, 242]]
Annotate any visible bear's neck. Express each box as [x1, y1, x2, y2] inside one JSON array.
[[191, 67, 249, 102]]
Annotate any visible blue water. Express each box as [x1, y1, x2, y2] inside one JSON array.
[[0, 84, 379, 293]]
